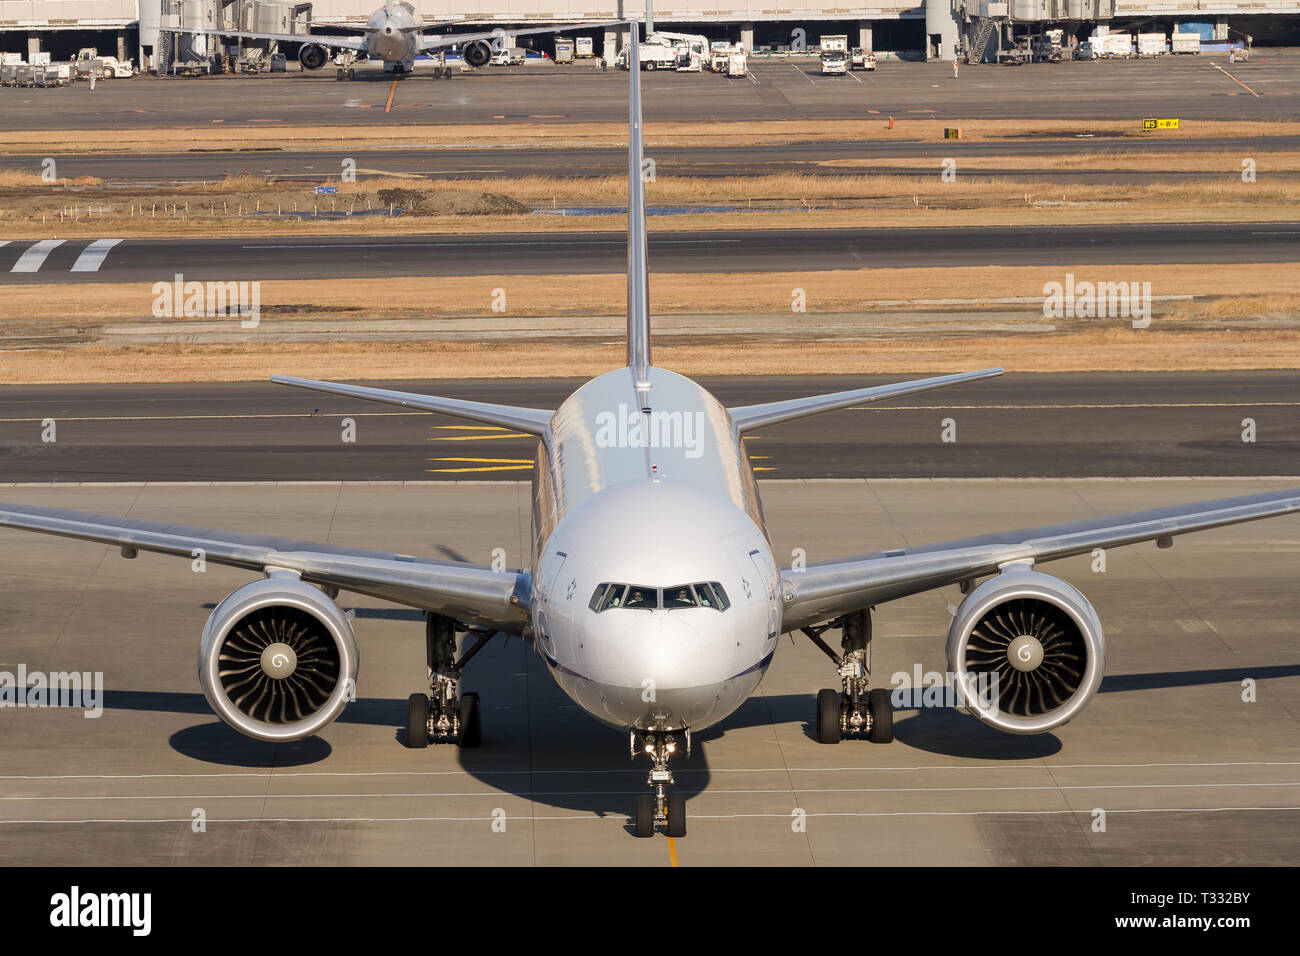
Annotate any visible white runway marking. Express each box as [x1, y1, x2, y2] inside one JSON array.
[[10, 239, 64, 273], [70, 238, 123, 272]]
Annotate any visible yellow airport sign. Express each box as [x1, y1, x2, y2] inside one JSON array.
[[1142, 118, 1180, 131]]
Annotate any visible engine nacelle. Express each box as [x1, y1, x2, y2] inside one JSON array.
[[946, 567, 1104, 734], [199, 576, 358, 741], [462, 39, 492, 68], [298, 43, 328, 70]]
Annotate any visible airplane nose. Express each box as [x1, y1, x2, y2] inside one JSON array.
[[624, 615, 703, 693]]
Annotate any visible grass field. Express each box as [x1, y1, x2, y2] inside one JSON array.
[[2, 262, 1297, 383]]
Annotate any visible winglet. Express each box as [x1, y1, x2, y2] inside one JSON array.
[[625, 24, 652, 389]]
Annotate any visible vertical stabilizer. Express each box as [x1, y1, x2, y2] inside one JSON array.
[[625, 25, 653, 389]]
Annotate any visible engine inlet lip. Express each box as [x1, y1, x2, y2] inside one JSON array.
[[199, 579, 359, 743]]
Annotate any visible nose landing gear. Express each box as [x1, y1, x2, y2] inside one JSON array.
[[805, 609, 893, 744], [631, 728, 688, 838], [406, 613, 492, 748]]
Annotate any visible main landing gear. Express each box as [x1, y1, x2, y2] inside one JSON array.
[[631, 727, 688, 838], [406, 613, 493, 748], [803, 609, 893, 744]]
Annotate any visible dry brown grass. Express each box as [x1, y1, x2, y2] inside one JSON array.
[[4, 329, 1299, 385], [3, 169, 1298, 239], [2, 118, 1299, 154], [3, 262, 1299, 383], [5, 263, 1300, 322], [0, 168, 103, 187]]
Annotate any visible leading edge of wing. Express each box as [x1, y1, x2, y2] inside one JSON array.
[[271, 375, 553, 435], [0, 503, 530, 631], [728, 368, 1003, 434], [780, 487, 1300, 630], [191, 28, 369, 50]]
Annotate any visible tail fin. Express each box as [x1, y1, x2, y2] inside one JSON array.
[[625, 25, 652, 388]]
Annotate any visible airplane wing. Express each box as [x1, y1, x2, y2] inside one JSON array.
[[190, 28, 369, 51], [780, 488, 1300, 631], [0, 503, 530, 632], [418, 21, 623, 52]]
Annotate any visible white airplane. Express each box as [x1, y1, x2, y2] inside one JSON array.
[[195, 0, 611, 73], [2, 27, 1299, 839]]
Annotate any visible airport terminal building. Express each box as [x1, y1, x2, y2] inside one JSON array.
[[2, 0, 1299, 66]]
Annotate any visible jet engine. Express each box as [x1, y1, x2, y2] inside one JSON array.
[[297, 43, 328, 70], [462, 40, 492, 67], [946, 567, 1104, 734], [199, 576, 358, 741]]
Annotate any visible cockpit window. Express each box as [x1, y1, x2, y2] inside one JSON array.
[[664, 586, 697, 609], [598, 584, 627, 611], [589, 582, 730, 612], [623, 586, 659, 610]]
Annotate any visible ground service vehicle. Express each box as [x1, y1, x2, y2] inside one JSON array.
[[554, 38, 575, 63], [851, 47, 877, 70], [1102, 33, 1133, 57], [1137, 32, 1167, 56], [491, 47, 526, 66], [820, 49, 848, 74]]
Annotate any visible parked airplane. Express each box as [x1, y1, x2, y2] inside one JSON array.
[[195, 0, 611, 73], [2, 26, 1298, 839]]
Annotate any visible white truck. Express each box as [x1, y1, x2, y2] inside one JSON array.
[[575, 36, 594, 58], [726, 52, 747, 77], [820, 49, 848, 75], [616, 39, 678, 71], [490, 47, 526, 66], [1171, 33, 1201, 54], [1136, 32, 1167, 57]]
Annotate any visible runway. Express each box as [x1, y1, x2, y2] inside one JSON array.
[[4, 222, 1298, 284], [4, 135, 1297, 184], [1, 372, 1297, 481], [0, 478, 1295, 864], [1, 54, 1298, 130]]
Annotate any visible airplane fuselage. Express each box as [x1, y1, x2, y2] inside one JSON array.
[[529, 366, 782, 735], [364, 2, 421, 69]]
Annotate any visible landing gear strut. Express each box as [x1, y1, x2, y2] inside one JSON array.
[[805, 609, 893, 744], [406, 613, 491, 748], [631, 727, 688, 838]]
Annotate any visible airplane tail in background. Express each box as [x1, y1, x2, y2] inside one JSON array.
[[625, 25, 653, 390]]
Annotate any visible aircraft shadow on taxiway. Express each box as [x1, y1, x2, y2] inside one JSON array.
[[98, 608, 1299, 822]]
